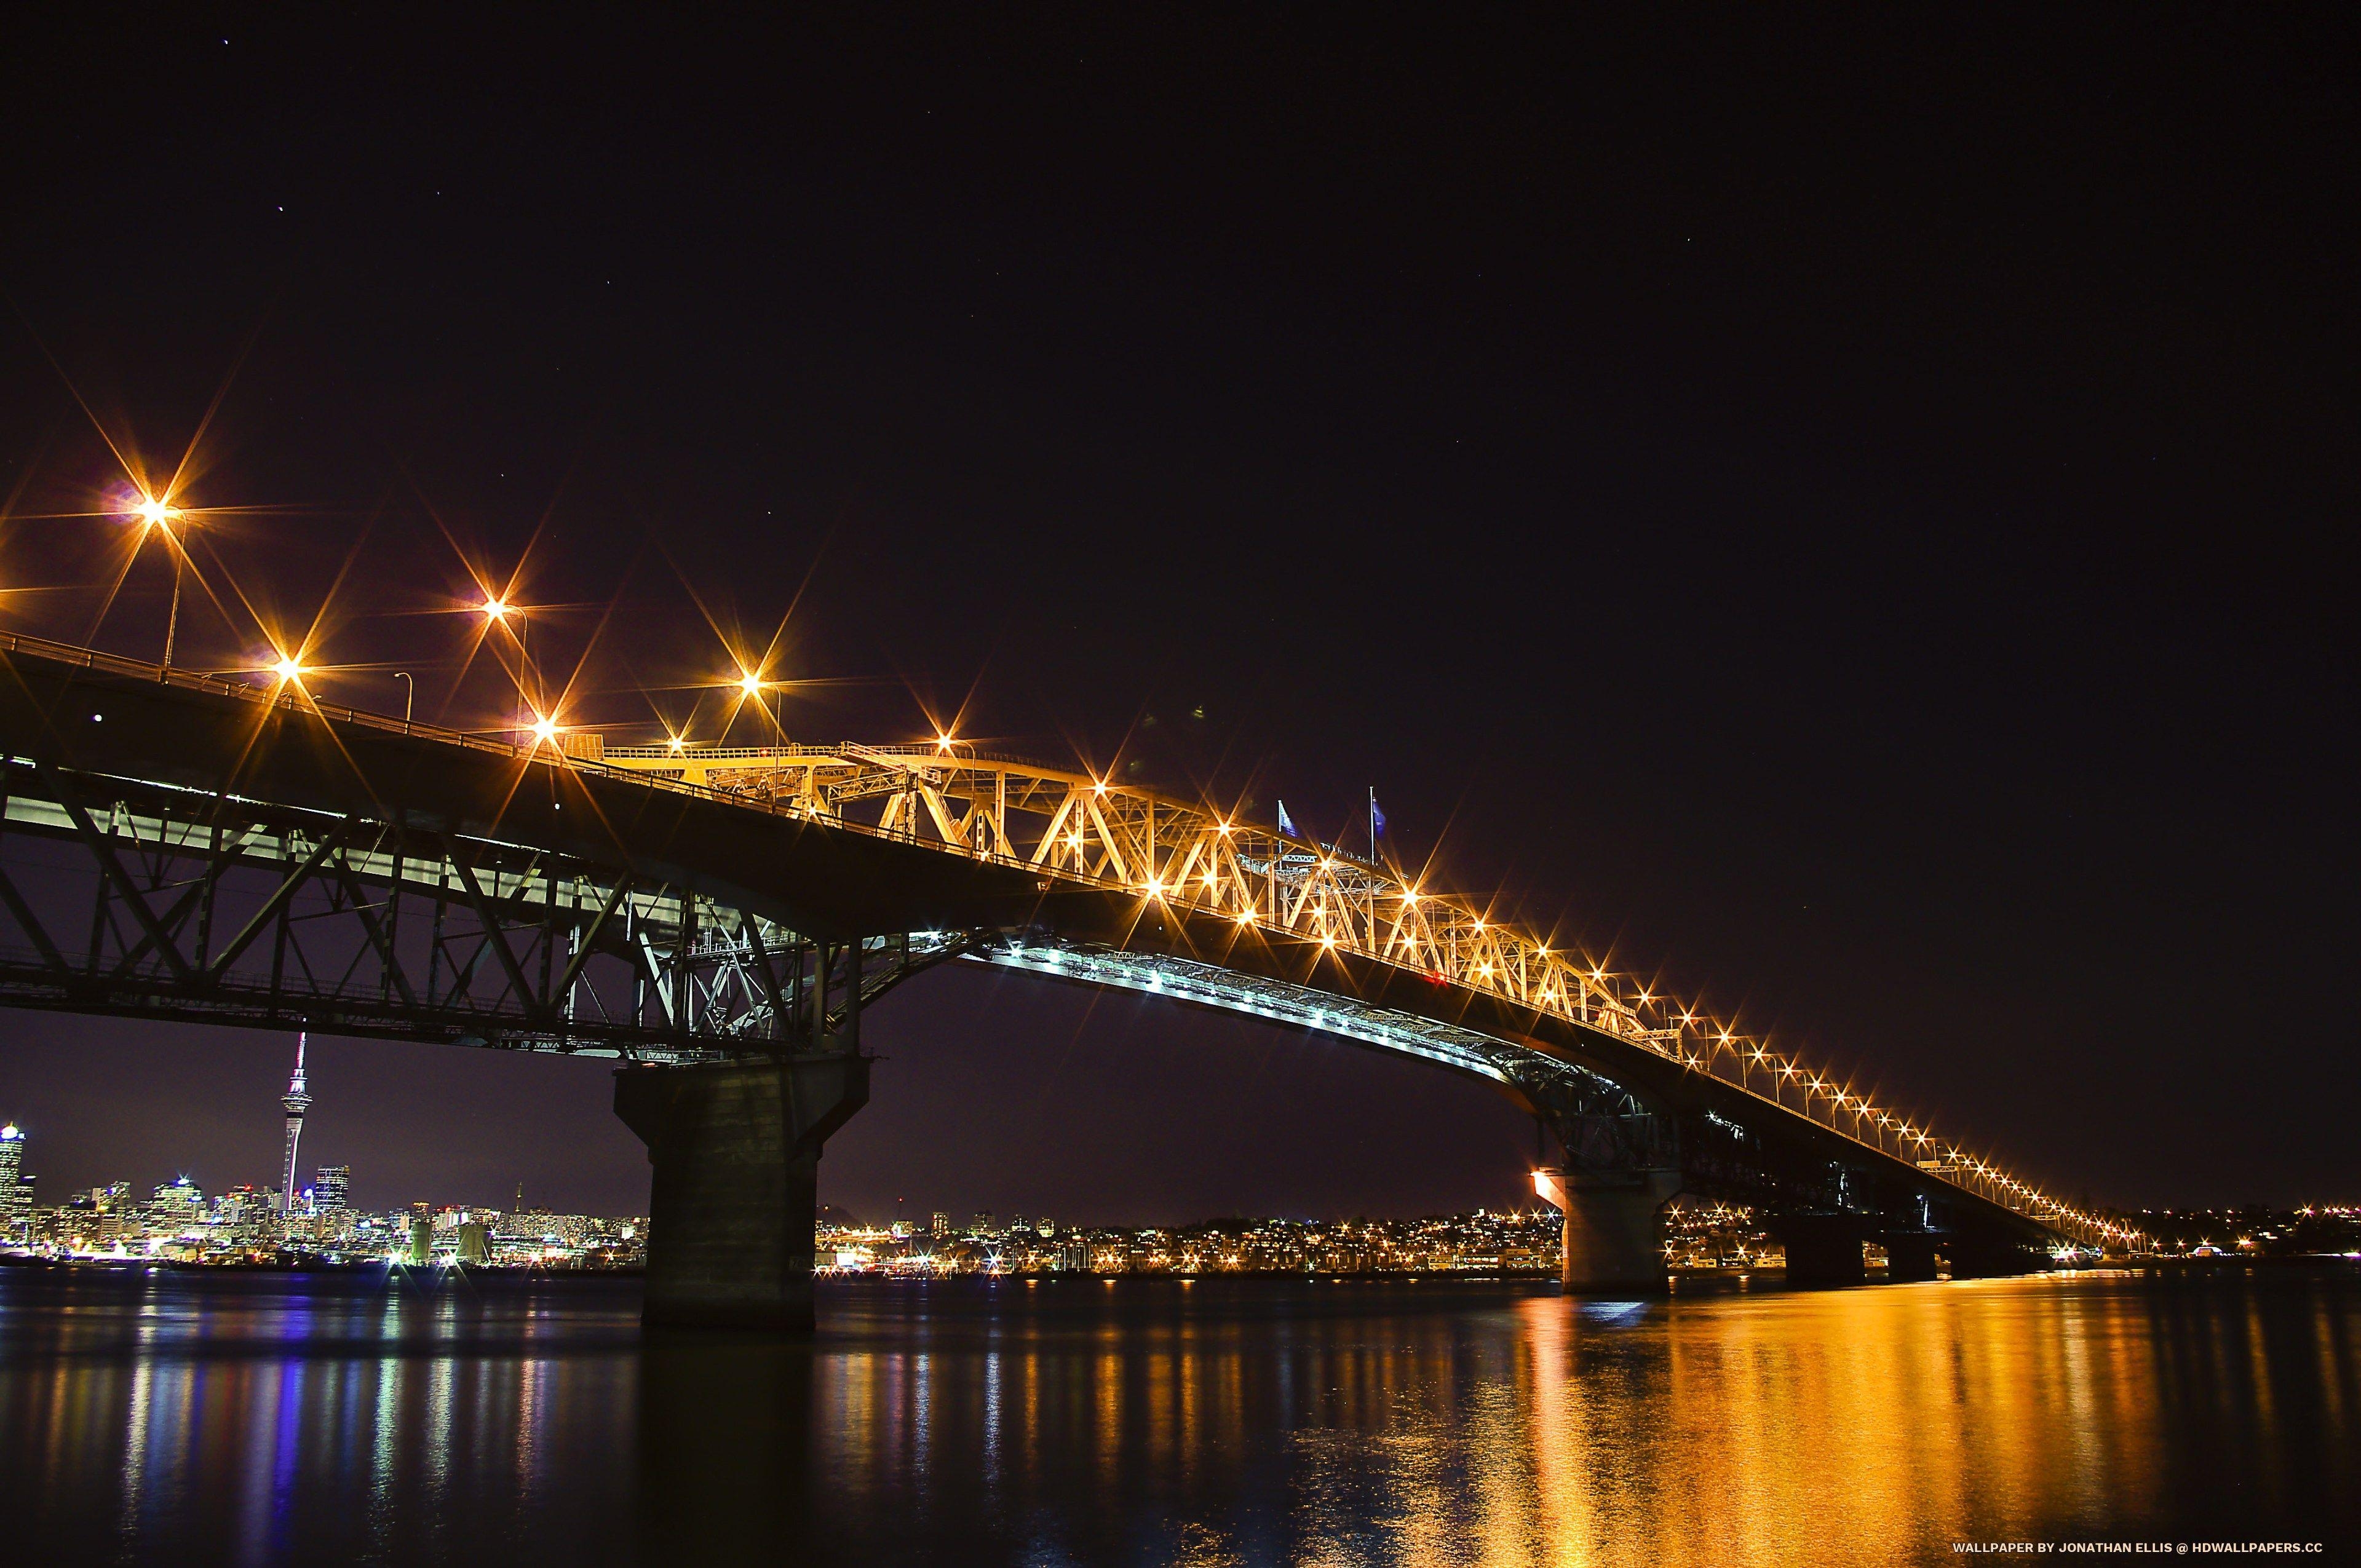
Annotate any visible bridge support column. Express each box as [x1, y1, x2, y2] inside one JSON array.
[[615, 1054, 869, 1331], [1774, 1215, 1870, 1285], [1943, 1235, 2046, 1280], [1533, 1168, 1680, 1294], [1882, 1231, 1942, 1283]]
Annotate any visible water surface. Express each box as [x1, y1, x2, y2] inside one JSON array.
[[1, 1267, 2352, 1564]]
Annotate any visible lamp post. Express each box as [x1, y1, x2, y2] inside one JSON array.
[[164, 548, 182, 667], [736, 670, 777, 799], [394, 671, 414, 728], [480, 598, 530, 737], [131, 498, 185, 667]]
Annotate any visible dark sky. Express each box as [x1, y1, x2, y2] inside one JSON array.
[[0, 9, 2351, 1220]]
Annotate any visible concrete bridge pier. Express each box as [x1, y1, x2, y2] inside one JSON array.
[[1881, 1230, 1943, 1283], [615, 1053, 870, 1330], [1533, 1167, 1681, 1294], [1773, 1215, 1870, 1285], [1943, 1235, 2047, 1280]]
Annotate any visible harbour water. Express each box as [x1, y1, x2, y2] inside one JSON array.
[[0, 1266, 2352, 1564]]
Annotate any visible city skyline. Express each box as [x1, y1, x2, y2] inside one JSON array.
[[10, 1071, 2345, 1272]]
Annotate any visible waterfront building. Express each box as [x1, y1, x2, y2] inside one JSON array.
[[212, 1184, 272, 1245], [931, 1211, 950, 1237], [313, 1166, 350, 1212], [145, 1178, 205, 1237], [0, 1124, 28, 1238]]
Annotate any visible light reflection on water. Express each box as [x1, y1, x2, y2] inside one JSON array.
[[0, 1268, 2354, 1564]]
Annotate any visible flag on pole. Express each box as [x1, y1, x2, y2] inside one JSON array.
[[1370, 792, 1388, 843], [1277, 800, 1301, 839]]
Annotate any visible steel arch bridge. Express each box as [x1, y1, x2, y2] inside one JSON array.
[[0, 632, 2116, 1323]]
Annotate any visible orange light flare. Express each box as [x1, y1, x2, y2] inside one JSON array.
[[433, 571, 544, 716], [49, 485, 217, 655], [721, 663, 790, 746]]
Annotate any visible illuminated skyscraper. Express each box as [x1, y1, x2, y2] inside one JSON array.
[[0, 1124, 27, 1238], [145, 1178, 205, 1235], [279, 1033, 312, 1215], [314, 1165, 350, 1213]]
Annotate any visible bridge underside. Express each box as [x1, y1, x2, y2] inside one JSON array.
[[978, 941, 2058, 1294], [0, 756, 969, 1061], [0, 644, 2066, 1324]]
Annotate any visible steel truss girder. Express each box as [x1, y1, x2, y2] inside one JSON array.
[[608, 746, 2078, 1244], [603, 742, 1658, 1039], [0, 625, 2087, 1251], [0, 760, 967, 1061]]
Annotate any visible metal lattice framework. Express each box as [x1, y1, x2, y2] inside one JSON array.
[[0, 630, 2129, 1248], [0, 751, 967, 1062], [579, 738, 2125, 1246]]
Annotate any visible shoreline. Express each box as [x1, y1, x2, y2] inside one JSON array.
[[4, 1254, 2352, 1283]]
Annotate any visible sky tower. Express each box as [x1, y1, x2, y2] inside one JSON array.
[[279, 1032, 311, 1214]]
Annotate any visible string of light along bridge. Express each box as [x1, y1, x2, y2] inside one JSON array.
[[28, 485, 2141, 1249]]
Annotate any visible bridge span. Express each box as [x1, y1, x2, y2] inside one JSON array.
[[0, 632, 2114, 1327]]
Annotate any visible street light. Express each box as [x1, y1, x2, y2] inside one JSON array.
[[128, 496, 188, 667], [729, 669, 785, 797], [393, 671, 414, 727], [479, 598, 531, 732]]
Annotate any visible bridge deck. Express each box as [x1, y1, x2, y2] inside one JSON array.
[[0, 631, 2098, 1249]]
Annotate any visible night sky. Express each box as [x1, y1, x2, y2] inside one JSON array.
[[0, 10, 2350, 1222]]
